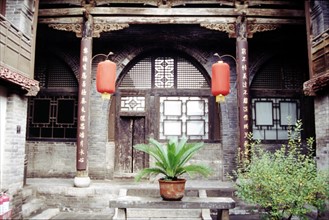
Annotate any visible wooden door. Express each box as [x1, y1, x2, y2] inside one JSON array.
[[115, 116, 148, 175]]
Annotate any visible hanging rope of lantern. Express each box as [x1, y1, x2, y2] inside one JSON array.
[[211, 53, 231, 103], [94, 52, 116, 100]]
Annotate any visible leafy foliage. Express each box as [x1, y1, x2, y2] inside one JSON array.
[[232, 120, 329, 220], [133, 137, 212, 181]]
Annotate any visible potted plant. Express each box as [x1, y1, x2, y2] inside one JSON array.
[[133, 137, 212, 201]]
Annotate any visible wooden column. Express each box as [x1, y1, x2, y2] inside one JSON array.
[[74, 11, 93, 187], [236, 15, 251, 161]]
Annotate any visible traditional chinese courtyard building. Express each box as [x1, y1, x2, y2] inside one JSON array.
[[0, 0, 328, 218]]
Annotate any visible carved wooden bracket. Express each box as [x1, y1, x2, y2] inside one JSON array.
[[48, 23, 129, 38], [0, 64, 40, 96], [303, 72, 329, 96], [200, 23, 236, 38], [248, 23, 280, 38], [200, 23, 279, 38]]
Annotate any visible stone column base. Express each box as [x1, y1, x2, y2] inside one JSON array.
[[74, 171, 91, 187]]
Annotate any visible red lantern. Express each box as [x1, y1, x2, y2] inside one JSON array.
[[96, 60, 116, 99], [211, 61, 230, 102]]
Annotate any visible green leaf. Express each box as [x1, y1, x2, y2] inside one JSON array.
[[133, 137, 213, 181]]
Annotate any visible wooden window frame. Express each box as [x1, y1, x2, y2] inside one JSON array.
[[115, 53, 220, 142]]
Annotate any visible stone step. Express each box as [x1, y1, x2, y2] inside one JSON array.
[[22, 198, 46, 218], [28, 208, 60, 220]]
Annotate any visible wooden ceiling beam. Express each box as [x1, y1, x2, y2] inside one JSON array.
[[40, 0, 302, 7], [38, 16, 304, 25], [38, 7, 304, 19]]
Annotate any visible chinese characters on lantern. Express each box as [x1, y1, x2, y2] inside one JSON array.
[[77, 38, 92, 170]]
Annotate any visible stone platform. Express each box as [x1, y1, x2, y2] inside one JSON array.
[[22, 178, 257, 220]]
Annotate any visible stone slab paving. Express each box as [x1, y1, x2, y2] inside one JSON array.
[[26, 178, 259, 220], [50, 212, 260, 220], [51, 212, 114, 219]]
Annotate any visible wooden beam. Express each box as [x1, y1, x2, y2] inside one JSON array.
[[40, 0, 302, 7], [38, 17, 83, 24], [38, 7, 304, 18], [38, 16, 304, 25]]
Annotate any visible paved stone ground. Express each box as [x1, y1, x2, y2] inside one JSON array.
[[51, 212, 260, 219], [51, 212, 114, 219], [25, 179, 328, 220], [25, 178, 260, 220]]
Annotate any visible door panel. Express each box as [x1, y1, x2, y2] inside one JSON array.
[[115, 116, 147, 174], [132, 117, 148, 172]]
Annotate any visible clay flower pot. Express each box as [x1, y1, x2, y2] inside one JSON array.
[[159, 178, 186, 201]]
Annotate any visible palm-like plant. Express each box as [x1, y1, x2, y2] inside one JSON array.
[[133, 137, 212, 181]]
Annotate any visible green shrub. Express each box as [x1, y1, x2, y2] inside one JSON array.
[[232, 120, 329, 220]]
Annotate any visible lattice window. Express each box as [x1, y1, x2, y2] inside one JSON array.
[[159, 97, 209, 140], [155, 57, 174, 88], [117, 53, 214, 141], [119, 56, 209, 89], [35, 55, 78, 89], [28, 54, 78, 141], [120, 96, 145, 112], [27, 95, 78, 140], [251, 98, 300, 140], [251, 57, 305, 90], [177, 58, 209, 89], [119, 57, 152, 89]]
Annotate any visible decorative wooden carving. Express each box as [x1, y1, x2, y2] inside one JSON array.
[[200, 22, 279, 38], [248, 23, 280, 38], [303, 73, 329, 96], [0, 65, 40, 96], [93, 23, 130, 38], [49, 23, 82, 36], [48, 23, 129, 38], [200, 23, 236, 38]]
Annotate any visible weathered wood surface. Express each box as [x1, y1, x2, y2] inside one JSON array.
[[39, 17, 304, 25], [41, 0, 304, 7], [109, 196, 235, 210], [303, 72, 329, 96], [38, 7, 304, 18]]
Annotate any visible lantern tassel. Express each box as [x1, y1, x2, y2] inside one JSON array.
[[216, 95, 226, 103], [101, 93, 111, 100]]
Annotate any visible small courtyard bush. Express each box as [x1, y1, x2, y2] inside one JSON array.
[[232, 120, 329, 220]]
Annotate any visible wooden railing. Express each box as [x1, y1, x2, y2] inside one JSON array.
[[0, 14, 32, 76]]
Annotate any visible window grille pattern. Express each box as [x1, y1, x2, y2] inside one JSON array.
[[35, 56, 78, 89], [159, 97, 209, 140], [177, 58, 209, 89], [251, 57, 305, 90], [27, 95, 78, 140], [251, 98, 300, 140], [27, 53, 79, 141], [155, 57, 175, 88], [119, 56, 209, 89], [120, 96, 145, 112], [119, 57, 152, 89]]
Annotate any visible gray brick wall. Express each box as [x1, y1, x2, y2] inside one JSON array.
[[3, 93, 27, 188], [2, 91, 27, 219], [26, 142, 76, 178], [314, 93, 329, 171], [5, 0, 34, 37]]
